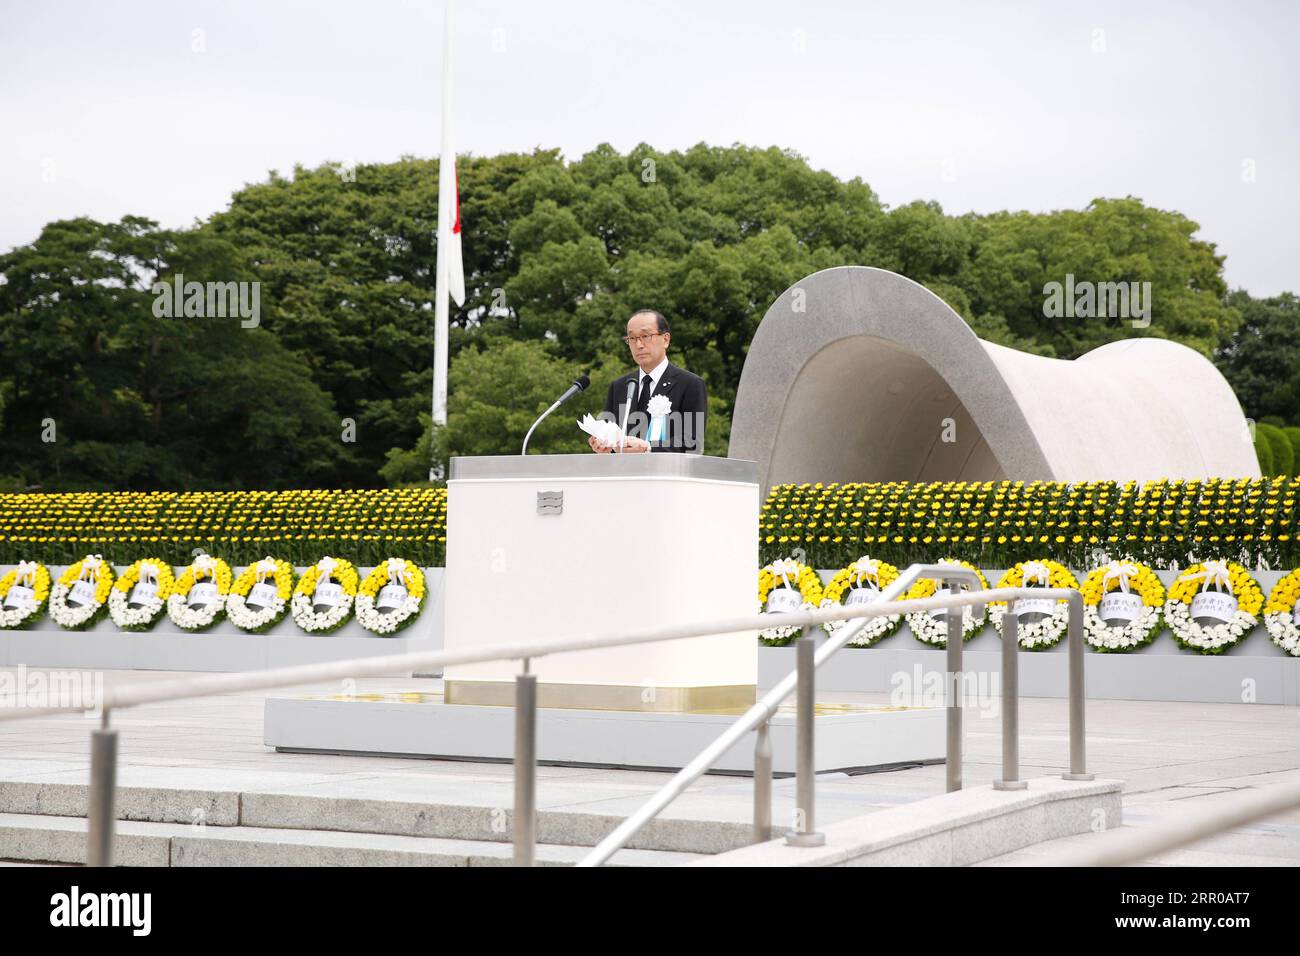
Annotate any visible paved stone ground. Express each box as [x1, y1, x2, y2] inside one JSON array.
[[1, 667, 1297, 865]]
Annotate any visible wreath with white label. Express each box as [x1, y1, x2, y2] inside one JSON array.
[[108, 559, 175, 632], [757, 557, 823, 646], [1079, 560, 1165, 653], [1262, 568, 1300, 657], [818, 556, 902, 647], [167, 555, 232, 632], [1163, 559, 1263, 655], [292, 556, 358, 634], [49, 554, 114, 630], [0, 561, 51, 629], [226, 557, 294, 633], [988, 559, 1080, 651], [904, 559, 989, 648], [355, 558, 425, 636]]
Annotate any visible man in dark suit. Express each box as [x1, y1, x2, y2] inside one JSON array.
[[589, 309, 707, 454]]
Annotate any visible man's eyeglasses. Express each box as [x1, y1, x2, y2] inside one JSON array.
[[623, 332, 665, 346]]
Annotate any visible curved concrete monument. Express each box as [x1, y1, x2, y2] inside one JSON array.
[[730, 266, 1259, 490]]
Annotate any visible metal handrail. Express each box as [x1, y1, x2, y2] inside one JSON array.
[[578, 565, 1088, 866], [0, 564, 1088, 867]]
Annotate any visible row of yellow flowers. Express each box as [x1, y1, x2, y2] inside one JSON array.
[[0, 489, 449, 566], [3, 477, 1298, 575], [760, 477, 1300, 571]]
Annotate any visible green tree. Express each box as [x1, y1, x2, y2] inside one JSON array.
[[0, 217, 343, 489], [1216, 291, 1300, 423]]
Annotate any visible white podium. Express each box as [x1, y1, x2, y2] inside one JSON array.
[[441, 454, 759, 712], [264, 453, 944, 773]]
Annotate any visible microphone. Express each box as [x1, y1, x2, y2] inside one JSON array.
[[617, 378, 637, 453], [557, 373, 590, 406], [522, 373, 591, 455]]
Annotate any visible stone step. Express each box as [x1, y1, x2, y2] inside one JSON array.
[[0, 779, 754, 854], [0, 812, 705, 867]]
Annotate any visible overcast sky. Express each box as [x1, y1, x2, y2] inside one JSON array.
[[3, 0, 1296, 294]]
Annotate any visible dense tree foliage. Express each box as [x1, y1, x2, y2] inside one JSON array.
[[0, 144, 1291, 490]]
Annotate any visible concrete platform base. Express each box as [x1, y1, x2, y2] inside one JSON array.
[[262, 693, 945, 774]]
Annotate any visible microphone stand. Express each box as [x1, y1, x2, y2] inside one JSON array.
[[522, 374, 591, 454], [617, 378, 637, 454], [521, 401, 560, 455]]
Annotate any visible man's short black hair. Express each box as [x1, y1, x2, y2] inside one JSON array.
[[629, 309, 669, 334]]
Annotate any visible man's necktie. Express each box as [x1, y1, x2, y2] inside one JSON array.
[[635, 373, 653, 413]]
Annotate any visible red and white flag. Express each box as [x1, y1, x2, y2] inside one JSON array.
[[439, 145, 465, 307], [433, 0, 462, 432]]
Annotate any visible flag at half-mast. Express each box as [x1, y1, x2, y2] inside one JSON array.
[[439, 154, 465, 307], [432, 0, 463, 433]]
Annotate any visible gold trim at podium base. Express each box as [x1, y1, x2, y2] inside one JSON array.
[[443, 680, 757, 714]]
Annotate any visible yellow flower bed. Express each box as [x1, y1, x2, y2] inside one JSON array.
[[760, 477, 1300, 571]]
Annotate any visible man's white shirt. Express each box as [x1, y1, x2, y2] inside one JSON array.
[[636, 356, 670, 397]]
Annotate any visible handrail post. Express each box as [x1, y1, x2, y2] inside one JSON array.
[[944, 579, 963, 793], [87, 709, 117, 867], [1063, 594, 1093, 781], [513, 661, 537, 866], [994, 599, 1027, 791], [784, 629, 824, 846], [752, 717, 772, 843]]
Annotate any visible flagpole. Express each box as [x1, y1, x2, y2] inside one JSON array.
[[431, 0, 455, 479]]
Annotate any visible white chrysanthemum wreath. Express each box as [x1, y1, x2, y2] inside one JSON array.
[[0, 560, 52, 629], [1164, 559, 1263, 655], [356, 558, 425, 636], [989, 559, 1080, 651], [167, 554, 232, 632], [1263, 568, 1300, 657], [49, 554, 114, 630], [108, 559, 174, 632], [818, 556, 902, 647], [1080, 560, 1165, 653], [757, 557, 823, 646], [226, 557, 294, 634], [904, 559, 989, 648], [292, 556, 358, 634]]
